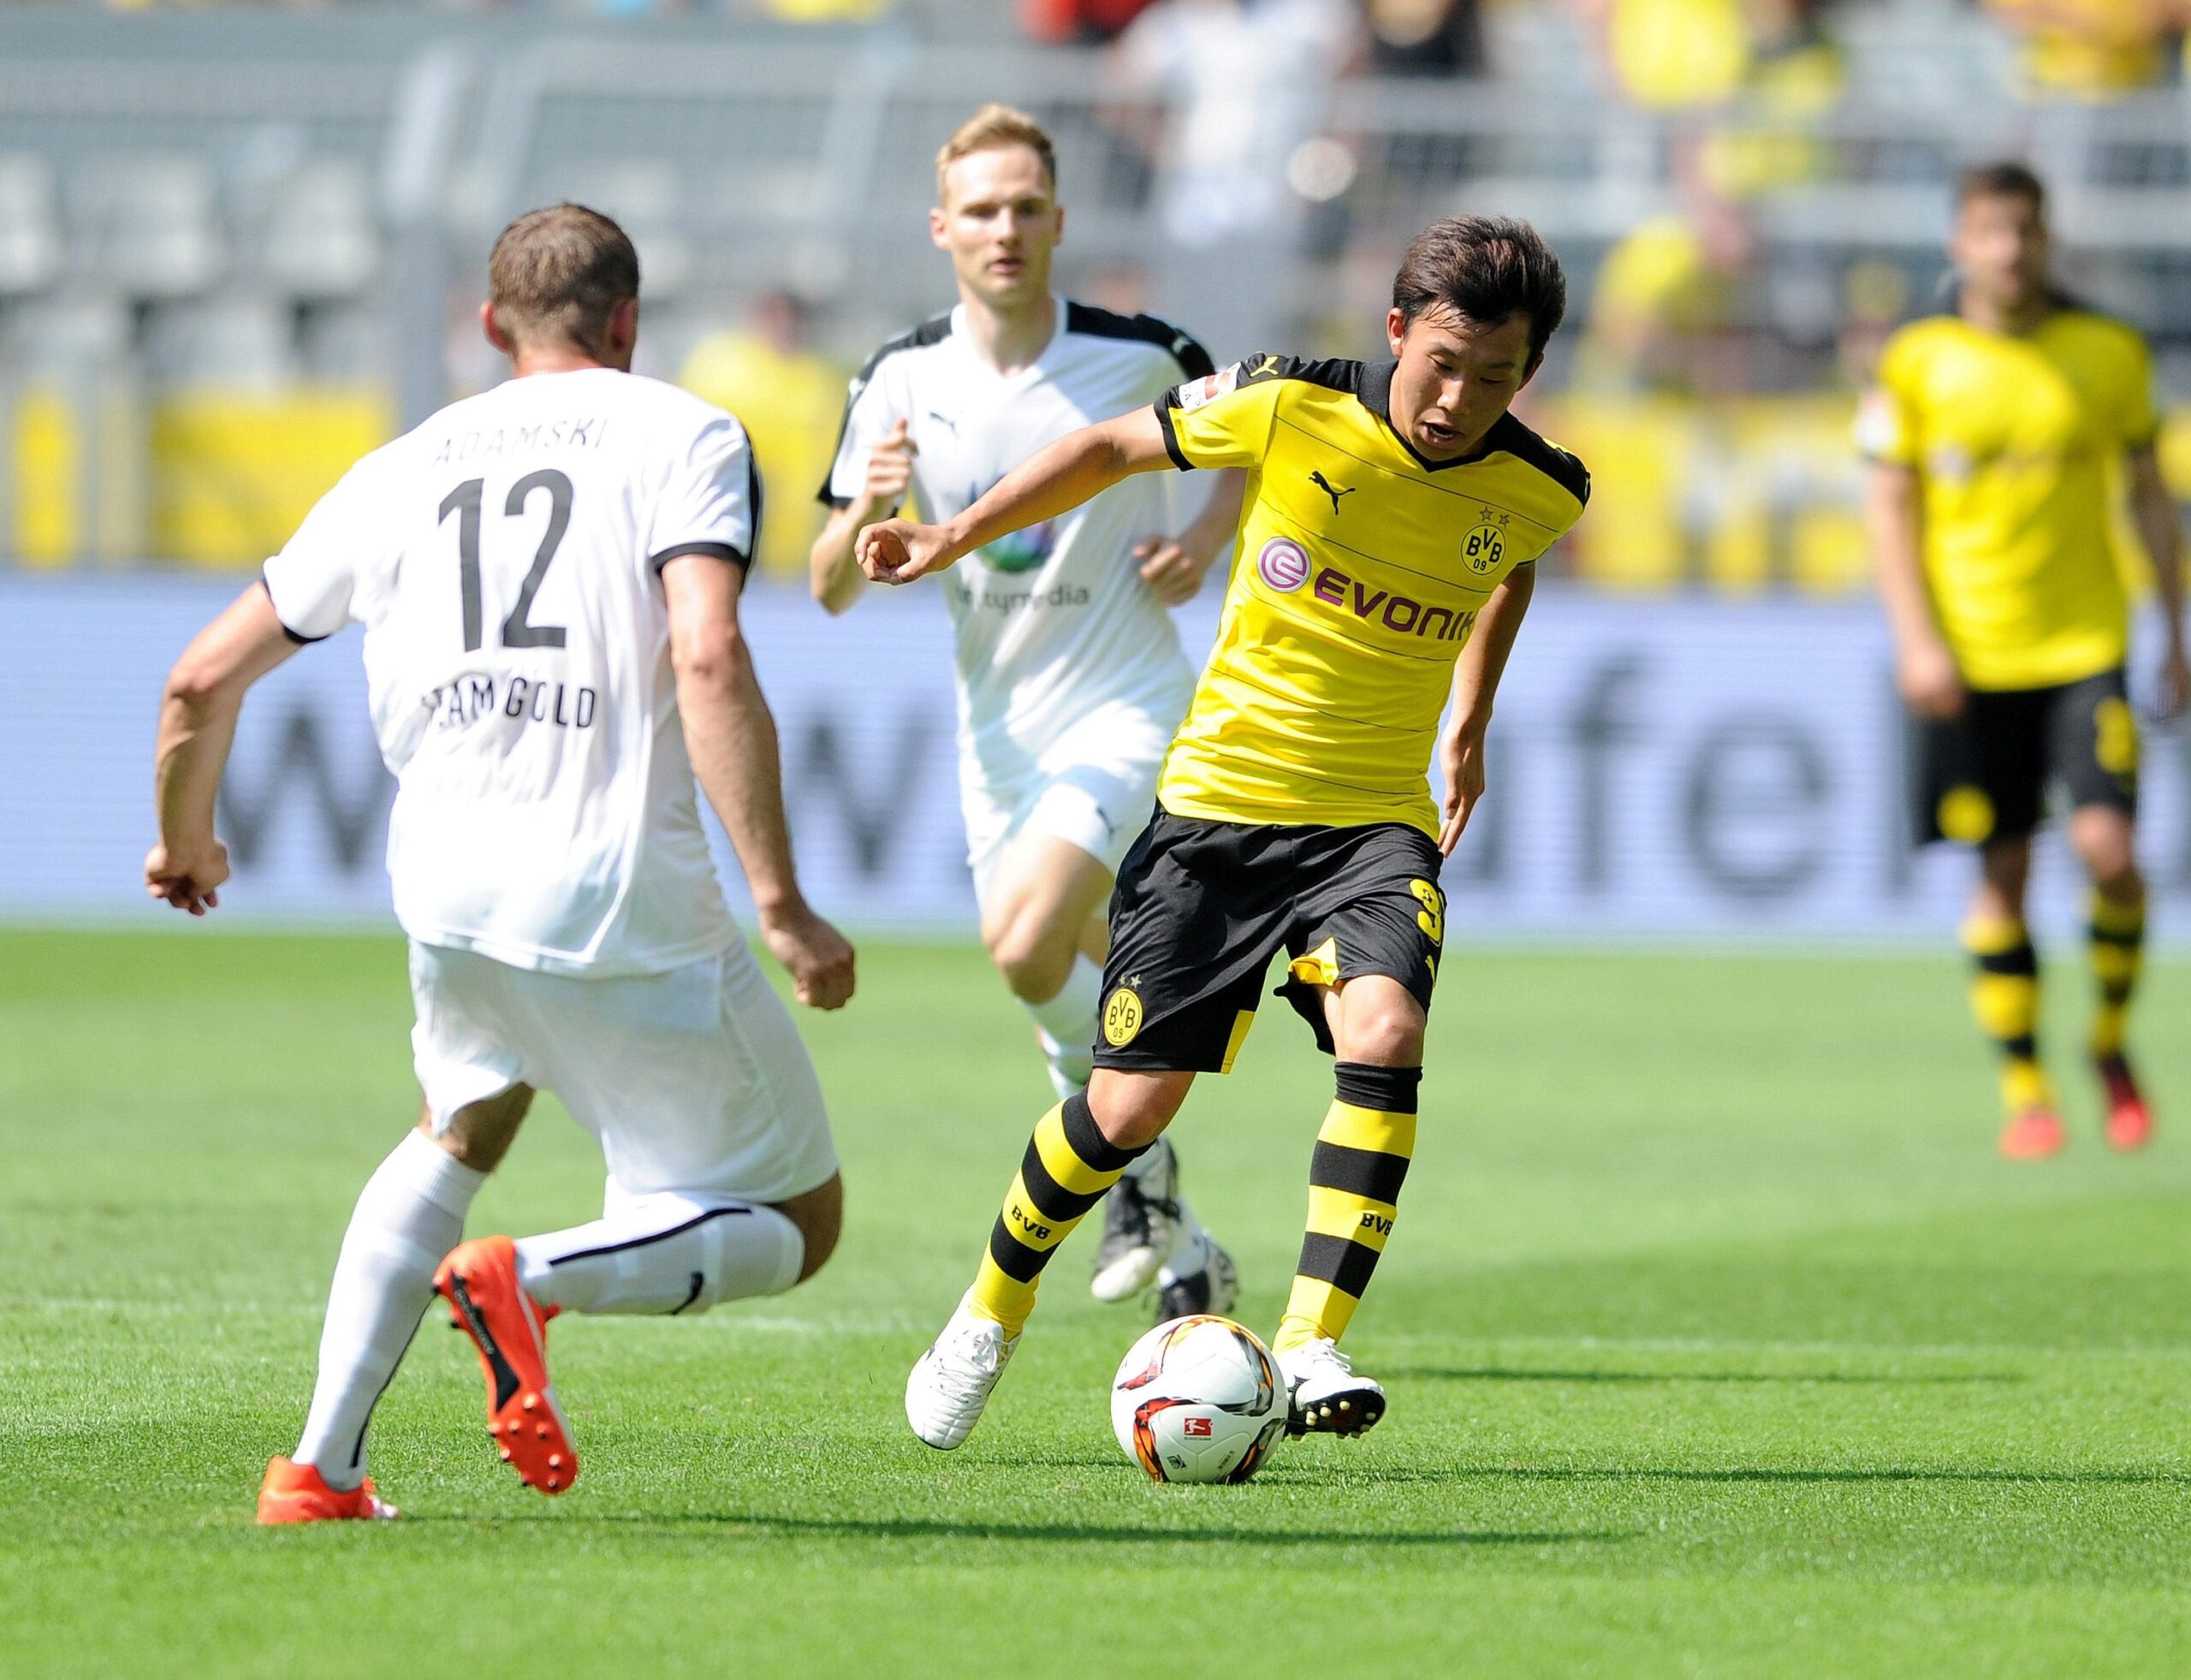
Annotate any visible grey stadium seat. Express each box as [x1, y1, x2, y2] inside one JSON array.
[[144, 294, 300, 391], [0, 154, 65, 299], [259, 159, 383, 304], [71, 154, 227, 301]]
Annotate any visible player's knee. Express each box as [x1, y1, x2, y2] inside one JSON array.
[[2089, 849, 2141, 900], [2073, 816, 2140, 895], [1087, 1072, 1187, 1151], [423, 1087, 531, 1172], [794, 1220, 839, 1283], [986, 917, 1072, 1003], [782, 1175, 843, 1285], [1339, 1000, 1426, 1067]]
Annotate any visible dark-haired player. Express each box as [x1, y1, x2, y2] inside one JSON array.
[[863, 216, 1589, 1448], [1861, 161, 2188, 1160]]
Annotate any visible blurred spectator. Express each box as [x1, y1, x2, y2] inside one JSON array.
[[1580, 192, 1761, 395], [1580, 0, 1753, 109], [1022, 0, 1164, 42], [1111, 0, 1361, 247], [1698, 0, 1844, 199], [1983, 0, 2177, 98], [759, 0, 895, 19], [678, 290, 849, 579], [1363, 0, 1486, 76], [1576, 0, 1840, 116], [1078, 258, 1155, 317], [1835, 256, 1911, 392]]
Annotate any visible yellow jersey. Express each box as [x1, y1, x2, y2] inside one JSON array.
[[1857, 306, 2158, 692], [679, 330, 848, 579], [1154, 354, 1590, 836]]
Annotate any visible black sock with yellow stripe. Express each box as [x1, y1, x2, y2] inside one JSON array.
[[1274, 1062, 1420, 1355], [970, 1092, 1144, 1338], [2088, 891, 2146, 1065], [1963, 916, 2055, 1117]]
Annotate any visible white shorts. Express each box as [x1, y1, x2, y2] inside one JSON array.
[[960, 698, 1179, 903], [407, 939, 838, 1207]]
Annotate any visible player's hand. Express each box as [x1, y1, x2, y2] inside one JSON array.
[[858, 519, 955, 585], [2156, 640, 2191, 722], [861, 417, 916, 509], [760, 899, 857, 1010], [1436, 721, 1487, 857], [1897, 640, 1967, 721], [1134, 534, 1212, 605], [145, 836, 230, 917]]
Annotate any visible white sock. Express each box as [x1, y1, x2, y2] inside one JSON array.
[[1158, 1220, 1214, 1287], [1025, 954, 1101, 1098], [515, 1192, 804, 1315], [1120, 1131, 1175, 1190], [294, 1130, 485, 1490]]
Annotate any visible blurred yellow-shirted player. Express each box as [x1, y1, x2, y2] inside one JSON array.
[[1861, 161, 2188, 1160], [858, 217, 1588, 1451]]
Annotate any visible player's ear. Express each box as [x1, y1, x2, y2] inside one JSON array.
[[481, 300, 513, 358], [1385, 306, 1408, 359], [929, 204, 950, 251], [606, 295, 640, 365], [1517, 348, 1545, 392]]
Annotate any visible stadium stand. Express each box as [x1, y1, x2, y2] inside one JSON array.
[[0, 3, 2188, 586]]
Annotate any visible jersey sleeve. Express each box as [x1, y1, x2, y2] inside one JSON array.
[[648, 411, 759, 573], [817, 359, 904, 508], [259, 452, 391, 642], [2115, 328, 2161, 451], [1154, 357, 1286, 472], [1853, 331, 1922, 466]]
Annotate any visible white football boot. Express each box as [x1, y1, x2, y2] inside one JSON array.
[[905, 1292, 1018, 1450], [1277, 1337, 1386, 1437]]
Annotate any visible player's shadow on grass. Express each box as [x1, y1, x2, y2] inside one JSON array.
[[1464, 1466, 2187, 1487], [1389, 1367, 2025, 1386], [553, 1511, 1633, 1547]]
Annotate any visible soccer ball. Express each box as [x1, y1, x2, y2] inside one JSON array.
[[1110, 1315, 1287, 1484]]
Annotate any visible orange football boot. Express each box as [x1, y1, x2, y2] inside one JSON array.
[[434, 1236, 579, 1495], [1998, 1105, 2068, 1161], [2099, 1054, 2154, 1152], [257, 1456, 399, 1524]]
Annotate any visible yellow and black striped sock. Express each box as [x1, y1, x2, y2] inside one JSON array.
[[1962, 916, 2053, 1117], [969, 1091, 1142, 1338], [2088, 891, 2146, 1064], [1274, 1062, 1421, 1355]]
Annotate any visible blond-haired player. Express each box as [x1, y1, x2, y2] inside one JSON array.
[[810, 106, 1245, 1316], [150, 205, 855, 1522]]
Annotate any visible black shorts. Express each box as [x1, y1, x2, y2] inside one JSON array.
[[1910, 666, 2139, 846], [1093, 809, 1446, 1073]]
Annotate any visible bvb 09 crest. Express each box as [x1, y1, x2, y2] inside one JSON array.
[[1462, 522, 1505, 575]]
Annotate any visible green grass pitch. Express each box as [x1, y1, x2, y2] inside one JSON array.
[[4, 928, 2190, 1677]]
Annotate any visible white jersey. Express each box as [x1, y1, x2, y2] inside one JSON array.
[[262, 367, 757, 977], [822, 297, 1206, 757]]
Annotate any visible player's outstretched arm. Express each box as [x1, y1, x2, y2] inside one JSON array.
[[147, 583, 304, 914], [2126, 442, 2190, 719], [663, 553, 855, 1011], [1867, 460, 1963, 721], [858, 405, 1176, 586], [1438, 561, 1536, 858]]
